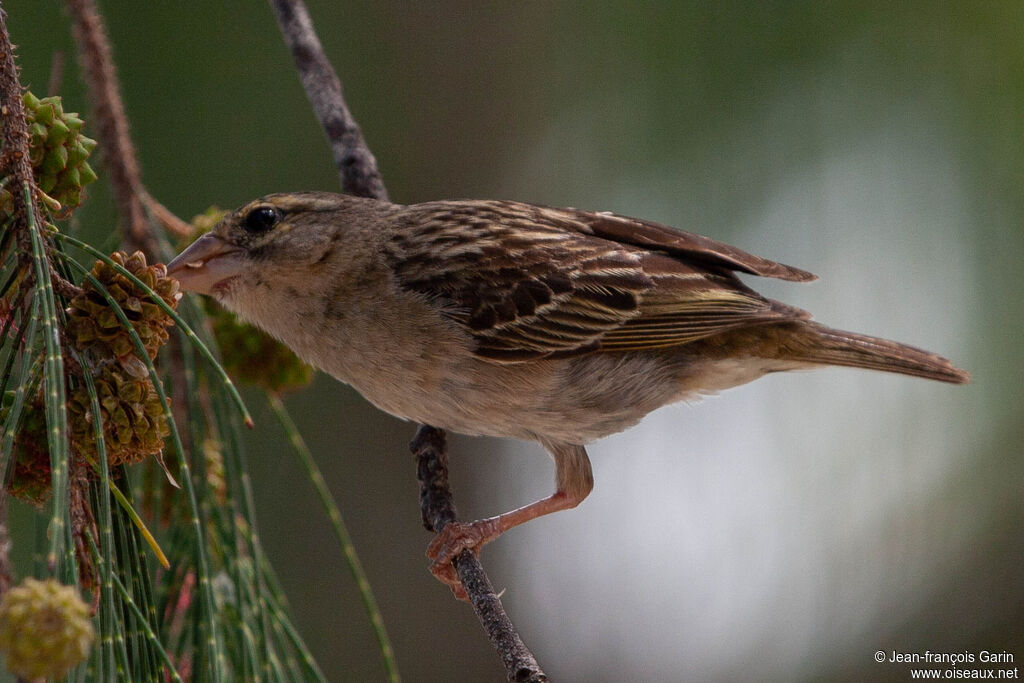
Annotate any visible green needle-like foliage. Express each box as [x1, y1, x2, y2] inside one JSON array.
[[0, 14, 397, 683]]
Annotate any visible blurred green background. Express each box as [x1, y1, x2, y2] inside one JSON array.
[[4, 1, 1022, 680]]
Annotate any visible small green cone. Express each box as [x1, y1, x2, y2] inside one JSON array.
[[0, 578, 95, 680], [11, 90, 99, 215]]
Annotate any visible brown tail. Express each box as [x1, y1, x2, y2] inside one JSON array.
[[785, 322, 970, 384]]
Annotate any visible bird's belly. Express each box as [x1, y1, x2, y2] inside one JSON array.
[[319, 338, 803, 446], [340, 351, 694, 445], [340, 358, 556, 442]]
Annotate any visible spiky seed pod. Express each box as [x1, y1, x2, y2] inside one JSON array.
[[0, 577, 95, 680], [69, 364, 170, 467], [0, 91, 98, 216], [66, 251, 180, 368], [184, 208, 314, 393]]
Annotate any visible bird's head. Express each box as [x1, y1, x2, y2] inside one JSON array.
[[166, 191, 388, 306]]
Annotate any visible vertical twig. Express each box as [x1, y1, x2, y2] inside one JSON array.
[[0, 523, 11, 597], [64, 0, 191, 256], [0, 6, 45, 254], [64, 0, 150, 256], [267, 0, 389, 201], [46, 50, 65, 97], [0, 6, 70, 589], [63, 6, 230, 677], [412, 427, 547, 682], [0, 9, 33, 524], [267, 2, 547, 680]]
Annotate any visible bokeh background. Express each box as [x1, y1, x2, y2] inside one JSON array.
[[5, 1, 1022, 680]]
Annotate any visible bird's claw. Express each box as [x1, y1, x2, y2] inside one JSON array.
[[426, 518, 502, 601]]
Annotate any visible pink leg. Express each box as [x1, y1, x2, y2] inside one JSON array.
[[426, 442, 593, 600]]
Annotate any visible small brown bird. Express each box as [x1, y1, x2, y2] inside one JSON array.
[[167, 191, 968, 598]]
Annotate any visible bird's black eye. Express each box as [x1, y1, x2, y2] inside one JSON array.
[[242, 206, 280, 233]]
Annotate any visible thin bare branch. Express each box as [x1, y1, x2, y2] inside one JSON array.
[[412, 427, 547, 682], [0, 523, 11, 597], [47, 50, 65, 97], [267, 2, 546, 679], [267, 0, 389, 202], [65, 0, 191, 253], [64, 0, 153, 257], [140, 189, 192, 238]]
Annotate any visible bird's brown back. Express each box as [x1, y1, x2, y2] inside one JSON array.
[[386, 199, 815, 362]]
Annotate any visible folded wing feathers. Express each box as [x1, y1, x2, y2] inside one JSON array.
[[573, 209, 817, 283], [390, 201, 814, 361]]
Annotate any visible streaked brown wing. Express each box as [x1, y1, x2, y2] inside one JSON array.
[[387, 200, 811, 361], [602, 252, 810, 351], [567, 208, 817, 282]]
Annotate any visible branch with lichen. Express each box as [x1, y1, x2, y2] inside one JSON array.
[[268, 1, 548, 680]]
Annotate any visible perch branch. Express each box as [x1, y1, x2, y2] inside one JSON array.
[[267, 2, 546, 680], [412, 427, 547, 682], [64, 0, 190, 260], [267, 0, 389, 201]]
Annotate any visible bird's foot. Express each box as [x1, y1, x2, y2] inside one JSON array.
[[426, 517, 502, 601]]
